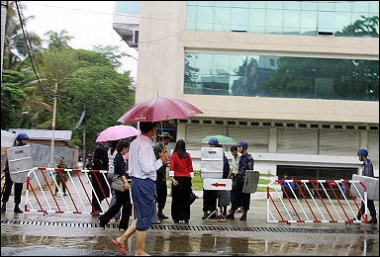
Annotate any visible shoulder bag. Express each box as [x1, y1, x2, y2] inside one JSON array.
[[111, 175, 125, 192]]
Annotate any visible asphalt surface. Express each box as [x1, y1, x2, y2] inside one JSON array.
[[1, 190, 379, 256]]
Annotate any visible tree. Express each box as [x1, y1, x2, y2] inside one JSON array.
[[1, 70, 28, 129], [60, 65, 134, 149], [3, 1, 42, 70], [44, 29, 73, 51], [30, 47, 134, 150]]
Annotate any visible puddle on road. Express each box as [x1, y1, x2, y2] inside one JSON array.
[[1, 233, 378, 256]]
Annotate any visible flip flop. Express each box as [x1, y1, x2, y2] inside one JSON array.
[[112, 239, 126, 255]]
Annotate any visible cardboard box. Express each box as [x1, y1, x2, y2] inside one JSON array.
[[350, 174, 379, 201]]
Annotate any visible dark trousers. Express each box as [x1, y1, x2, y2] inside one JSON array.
[[203, 189, 218, 213], [156, 180, 167, 211], [99, 189, 131, 230], [171, 176, 192, 221], [231, 179, 250, 212], [2, 172, 23, 205], [91, 173, 110, 212], [360, 199, 377, 217]]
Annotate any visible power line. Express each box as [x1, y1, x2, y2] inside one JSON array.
[[15, 1, 41, 83]]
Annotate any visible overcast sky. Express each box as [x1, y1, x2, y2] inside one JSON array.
[[21, 1, 138, 80]]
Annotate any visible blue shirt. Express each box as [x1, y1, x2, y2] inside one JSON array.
[[361, 158, 374, 177]]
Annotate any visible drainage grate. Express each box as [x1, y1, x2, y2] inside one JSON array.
[[1, 219, 376, 235]]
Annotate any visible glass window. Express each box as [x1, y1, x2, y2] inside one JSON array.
[[335, 2, 352, 13], [231, 8, 249, 31], [184, 52, 379, 101], [352, 2, 370, 13], [250, 1, 266, 9], [197, 6, 215, 31], [300, 11, 317, 35], [117, 1, 140, 14], [266, 9, 283, 30], [318, 2, 334, 12], [186, 1, 379, 38], [283, 10, 300, 32], [249, 8, 266, 29], [283, 1, 301, 10], [318, 12, 335, 34], [214, 7, 231, 32]]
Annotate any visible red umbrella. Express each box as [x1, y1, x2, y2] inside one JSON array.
[[96, 125, 139, 142], [117, 96, 203, 123]]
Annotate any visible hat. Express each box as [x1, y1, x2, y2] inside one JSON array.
[[357, 148, 368, 156], [208, 137, 219, 145], [16, 133, 29, 141], [237, 140, 248, 149], [158, 132, 173, 139]]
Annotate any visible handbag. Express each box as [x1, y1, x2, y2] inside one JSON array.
[[111, 175, 125, 192], [190, 189, 197, 205], [242, 170, 260, 193]]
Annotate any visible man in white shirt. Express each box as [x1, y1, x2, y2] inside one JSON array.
[[112, 122, 168, 256]]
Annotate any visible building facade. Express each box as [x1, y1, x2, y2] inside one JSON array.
[[113, 1, 379, 179]]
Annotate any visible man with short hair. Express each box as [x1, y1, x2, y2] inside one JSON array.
[[226, 140, 254, 221], [112, 122, 168, 256]]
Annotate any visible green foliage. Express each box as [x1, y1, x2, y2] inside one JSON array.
[[1, 83, 27, 129], [191, 170, 203, 191], [336, 15, 379, 37], [60, 64, 134, 149], [1, 2, 136, 150]]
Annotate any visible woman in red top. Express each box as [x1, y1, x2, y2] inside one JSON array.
[[170, 139, 193, 223]]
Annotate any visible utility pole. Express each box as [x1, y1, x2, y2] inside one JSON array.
[[50, 83, 58, 167], [82, 105, 86, 164], [1, 1, 8, 84]]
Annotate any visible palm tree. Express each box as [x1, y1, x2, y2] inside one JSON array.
[[44, 30, 74, 51], [3, 1, 42, 70]]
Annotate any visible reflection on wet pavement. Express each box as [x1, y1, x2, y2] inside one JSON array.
[[2, 230, 379, 256]]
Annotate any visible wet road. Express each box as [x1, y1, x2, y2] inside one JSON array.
[[1, 194, 379, 256]]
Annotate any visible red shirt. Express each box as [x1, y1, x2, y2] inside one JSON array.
[[170, 152, 193, 177]]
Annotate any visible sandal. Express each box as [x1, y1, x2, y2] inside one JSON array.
[[112, 239, 126, 255]]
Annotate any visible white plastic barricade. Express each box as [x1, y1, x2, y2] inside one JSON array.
[[351, 174, 379, 201], [266, 179, 369, 225], [24, 167, 111, 215], [200, 147, 223, 179], [7, 145, 33, 183]]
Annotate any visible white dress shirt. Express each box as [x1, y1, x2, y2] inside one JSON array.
[[128, 134, 163, 180]]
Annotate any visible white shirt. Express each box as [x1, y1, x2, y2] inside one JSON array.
[[230, 155, 240, 175], [107, 148, 117, 174], [128, 134, 163, 180]]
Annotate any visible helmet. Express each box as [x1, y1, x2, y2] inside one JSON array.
[[208, 137, 219, 146], [237, 140, 248, 149], [16, 133, 29, 141], [357, 148, 368, 156]]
